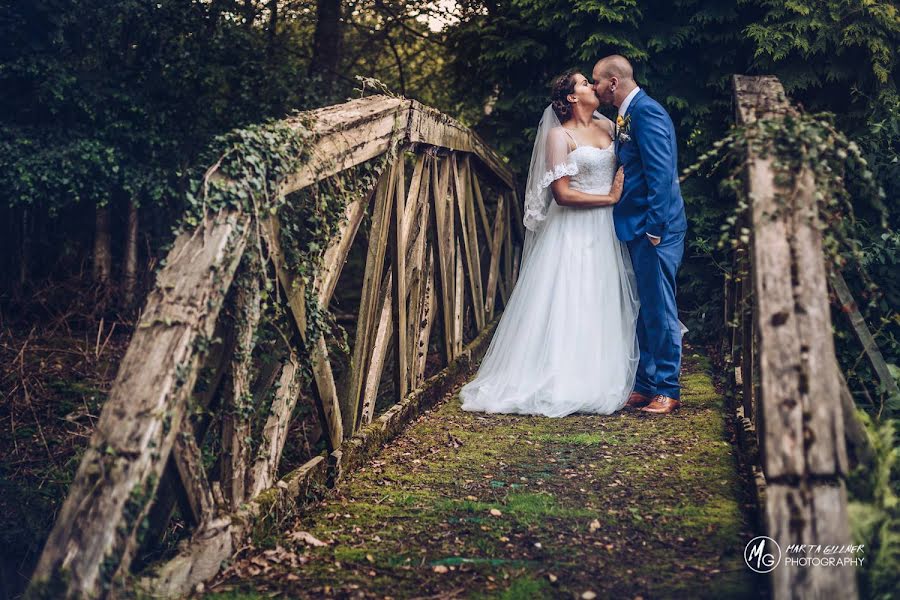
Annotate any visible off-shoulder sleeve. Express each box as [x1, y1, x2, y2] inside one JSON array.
[[540, 127, 578, 188]]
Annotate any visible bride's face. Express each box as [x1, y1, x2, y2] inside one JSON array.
[[568, 73, 600, 111]]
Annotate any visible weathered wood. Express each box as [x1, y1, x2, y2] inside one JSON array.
[[266, 217, 344, 452], [453, 156, 485, 330], [766, 483, 856, 599], [220, 252, 262, 509], [29, 210, 250, 598], [143, 455, 328, 598], [830, 270, 900, 399], [453, 240, 465, 354], [248, 352, 303, 497], [279, 96, 515, 197], [734, 74, 856, 600], [346, 159, 398, 433], [360, 270, 393, 426], [316, 192, 369, 309], [429, 157, 456, 363], [172, 432, 216, 525], [406, 100, 514, 190], [484, 194, 505, 319], [389, 158, 410, 403], [470, 170, 493, 242], [413, 249, 438, 388]]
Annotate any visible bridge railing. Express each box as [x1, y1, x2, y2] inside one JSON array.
[[28, 96, 521, 598], [726, 75, 888, 599]]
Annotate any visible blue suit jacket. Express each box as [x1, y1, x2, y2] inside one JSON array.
[[613, 90, 687, 241]]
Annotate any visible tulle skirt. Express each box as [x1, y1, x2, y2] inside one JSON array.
[[458, 199, 640, 417]]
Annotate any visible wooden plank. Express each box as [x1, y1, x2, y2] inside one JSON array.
[[265, 217, 344, 451], [734, 74, 856, 600], [220, 252, 262, 509], [345, 160, 397, 434], [830, 270, 900, 398], [452, 156, 485, 331], [414, 248, 438, 387], [470, 170, 493, 242], [428, 158, 455, 363], [316, 192, 369, 308], [172, 432, 216, 525], [406, 100, 515, 189], [453, 240, 465, 354], [389, 157, 410, 403], [484, 194, 506, 319], [29, 210, 250, 597], [276, 96, 515, 199], [766, 483, 856, 599], [248, 352, 303, 497], [360, 270, 393, 426], [279, 97, 409, 194]]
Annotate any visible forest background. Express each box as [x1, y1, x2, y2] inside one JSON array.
[[0, 1, 897, 597]]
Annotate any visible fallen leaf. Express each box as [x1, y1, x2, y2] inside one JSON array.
[[289, 531, 328, 547]]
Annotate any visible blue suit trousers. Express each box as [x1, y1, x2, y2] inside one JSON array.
[[626, 230, 685, 400]]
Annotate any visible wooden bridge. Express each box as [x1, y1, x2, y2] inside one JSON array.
[[26, 77, 872, 599]]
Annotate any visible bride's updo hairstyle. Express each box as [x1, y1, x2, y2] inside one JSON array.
[[550, 70, 578, 122]]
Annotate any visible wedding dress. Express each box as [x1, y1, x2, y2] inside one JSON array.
[[459, 120, 640, 417]]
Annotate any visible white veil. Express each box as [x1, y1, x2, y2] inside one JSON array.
[[521, 104, 614, 265]]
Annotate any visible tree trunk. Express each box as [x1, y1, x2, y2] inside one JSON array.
[[309, 0, 342, 77], [124, 198, 139, 306], [93, 204, 112, 284]]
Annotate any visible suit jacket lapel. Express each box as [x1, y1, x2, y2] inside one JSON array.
[[615, 90, 646, 160]]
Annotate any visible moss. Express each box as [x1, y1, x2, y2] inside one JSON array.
[[205, 352, 760, 598]]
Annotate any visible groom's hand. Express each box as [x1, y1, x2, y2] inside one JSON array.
[[647, 233, 661, 246]]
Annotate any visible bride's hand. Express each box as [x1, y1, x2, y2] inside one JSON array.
[[610, 167, 625, 203]]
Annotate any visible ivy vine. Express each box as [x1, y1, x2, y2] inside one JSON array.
[[684, 108, 888, 294]]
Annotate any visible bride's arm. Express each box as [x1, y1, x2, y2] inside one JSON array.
[[550, 167, 624, 207]]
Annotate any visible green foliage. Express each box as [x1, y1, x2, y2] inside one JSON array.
[[847, 412, 900, 599]]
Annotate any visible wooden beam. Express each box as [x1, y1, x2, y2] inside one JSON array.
[[389, 157, 410, 403], [248, 352, 303, 497], [345, 159, 398, 434], [29, 210, 250, 598], [830, 270, 900, 399], [266, 217, 344, 452], [484, 194, 506, 319], [361, 270, 393, 426], [172, 432, 216, 525], [219, 251, 262, 509], [429, 157, 456, 363]]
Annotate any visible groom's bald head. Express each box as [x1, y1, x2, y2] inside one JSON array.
[[592, 55, 637, 108], [593, 55, 634, 83]]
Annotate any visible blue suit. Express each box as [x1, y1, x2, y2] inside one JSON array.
[[614, 90, 687, 400]]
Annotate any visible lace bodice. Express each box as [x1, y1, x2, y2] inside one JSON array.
[[564, 145, 617, 195]]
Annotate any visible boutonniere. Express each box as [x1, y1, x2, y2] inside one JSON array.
[[616, 114, 632, 143]]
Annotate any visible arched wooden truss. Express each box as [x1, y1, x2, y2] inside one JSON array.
[[28, 96, 521, 598]]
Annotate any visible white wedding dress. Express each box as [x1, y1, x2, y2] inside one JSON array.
[[459, 134, 640, 417]]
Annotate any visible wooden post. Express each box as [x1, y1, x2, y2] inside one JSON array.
[[734, 74, 855, 600]]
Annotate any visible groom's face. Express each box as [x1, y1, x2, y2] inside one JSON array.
[[591, 65, 616, 106]]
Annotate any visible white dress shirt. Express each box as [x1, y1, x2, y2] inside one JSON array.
[[618, 86, 659, 241], [618, 86, 641, 117]]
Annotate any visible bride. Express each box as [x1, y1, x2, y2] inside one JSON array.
[[459, 70, 640, 417]]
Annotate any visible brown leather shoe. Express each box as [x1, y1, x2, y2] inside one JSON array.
[[640, 394, 682, 414], [625, 391, 653, 409]]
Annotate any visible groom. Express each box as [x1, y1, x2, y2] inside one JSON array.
[[592, 55, 688, 415]]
